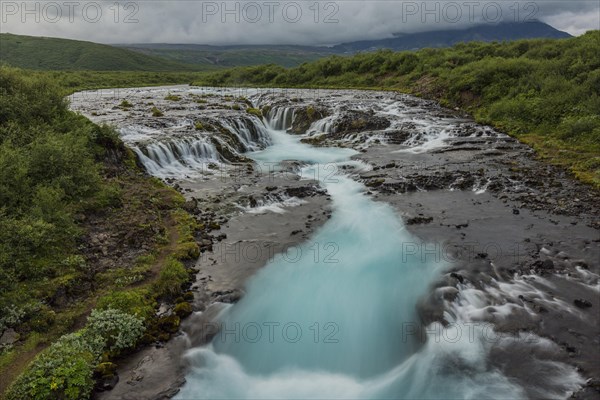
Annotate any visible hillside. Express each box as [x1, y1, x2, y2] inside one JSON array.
[[332, 20, 571, 52], [193, 31, 600, 187], [120, 21, 571, 67], [0, 33, 209, 71], [119, 44, 331, 68], [0, 66, 203, 398]]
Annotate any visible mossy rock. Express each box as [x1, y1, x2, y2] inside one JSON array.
[[261, 105, 272, 116], [158, 314, 180, 334], [174, 241, 200, 260], [174, 302, 193, 318], [290, 106, 328, 134], [183, 291, 195, 301], [95, 362, 117, 378], [365, 178, 385, 187], [157, 332, 171, 342], [139, 333, 156, 345], [150, 106, 163, 117], [164, 94, 181, 101], [246, 108, 263, 118]]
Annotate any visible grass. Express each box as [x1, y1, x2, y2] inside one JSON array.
[[0, 33, 207, 71]]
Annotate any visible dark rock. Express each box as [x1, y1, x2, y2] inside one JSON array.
[[406, 216, 433, 225], [541, 259, 554, 270], [450, 272, 465, 284], [573, 299, 592, 309]]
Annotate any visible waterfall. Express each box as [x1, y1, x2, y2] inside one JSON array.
[[267, 107, 296, 131], [219, 117, 272, 152], [307, 115, 336, 136], [131, 137, 220, 178]]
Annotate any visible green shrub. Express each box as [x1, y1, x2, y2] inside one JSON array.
[[246, 107, 263, 118], [85, 308, 145, 353], [174, 302, 192, 318], [119, 100, 133, 108], [164, 93, 181, 101], [150, 106, 163, 117], [153, 258, 189, 298], [6, 332, 97, 400], [96, 289, 155, 320]]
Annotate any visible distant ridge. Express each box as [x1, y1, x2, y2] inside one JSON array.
[[331, 21, 572, 52], [0, 21, 572, 71], [0, 33, 207, 71], [119, 21, 572, 67]]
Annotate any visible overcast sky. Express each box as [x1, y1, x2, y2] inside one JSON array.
[[1, 1, 598, 45]]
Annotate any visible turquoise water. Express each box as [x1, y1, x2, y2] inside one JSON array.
[[176, 128, 526, 399]]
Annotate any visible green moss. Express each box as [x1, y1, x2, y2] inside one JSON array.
[[246, 107, 263, 118], [174, 302, 193, 318], [157, 314, 180, 334], [153, 258, 189, 299], [150, 106, 163, 117], [194, 121, 204, 130], [119, 100, 133, 109], [164, 93, 181, 101], [96, 289, 155, 320]]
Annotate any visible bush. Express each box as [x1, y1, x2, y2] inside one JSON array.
[[85, 308, 145, 353], [6, 332, 97, 400], [153, 258, 189, 298], [96, 289, 155, 320]]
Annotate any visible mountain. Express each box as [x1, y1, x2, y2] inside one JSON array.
[[120, 21, 571, 67], [0, 22, 572, 71], [0, 33, 211, 71], [331, 21, 572, 53]]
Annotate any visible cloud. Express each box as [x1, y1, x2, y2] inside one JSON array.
[[1, 1, 598, 44]]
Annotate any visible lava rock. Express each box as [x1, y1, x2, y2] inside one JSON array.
[[573, 299, 592, 309]]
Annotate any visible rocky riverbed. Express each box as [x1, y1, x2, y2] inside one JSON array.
[[70, 86, 599, 399]]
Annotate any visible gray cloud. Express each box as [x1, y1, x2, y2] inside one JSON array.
[[1, 1, 598, 45]]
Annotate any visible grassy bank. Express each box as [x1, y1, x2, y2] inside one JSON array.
[[24, 70, 206, 94], [192, 31, 600, 187], [0, 66, 201, 399]]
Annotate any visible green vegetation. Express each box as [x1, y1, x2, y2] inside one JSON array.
[[164, 93, 182, 101], [151, 106, 164, 117], [6, 309, 144, 400], [246, 107, 263, 118], [0, 66, 200, 398], [122, 45, 332, 68], [0, 33, 207, 71], [193, 31, 600, 186]]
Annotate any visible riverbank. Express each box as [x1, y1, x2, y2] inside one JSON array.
[[0, 71, 205, 399], [69, 86, 598, 399]]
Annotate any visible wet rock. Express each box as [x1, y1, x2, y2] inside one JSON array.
[[574, 299, 592, 309], [406, 216, 433, 225], [290, 106, 329, 134], [333, 110, 391, 135], [212, 289, 242, 304], [450, 272, 465, 284]]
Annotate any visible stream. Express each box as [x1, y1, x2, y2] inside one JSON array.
[[70, 86, 598, 400]]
